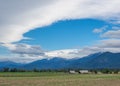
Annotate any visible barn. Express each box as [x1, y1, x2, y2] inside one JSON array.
[[69, 70, 76, 74], [79, 70, 89, 74]]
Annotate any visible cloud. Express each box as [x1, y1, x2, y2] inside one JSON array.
[[98, 39, 120, 48], [45, 49, 81, 59], [93, 26, 107, 33], [0, 0, 120, 43], [1, 43, 102, 62], [1, 38, 120, 63], [45, 47, 102, 59], [12, 44, 45, 56], [101, 28, 120, 38], [0, 43, 46, 63], [45, 38, 120, 59], [1, 43, 45, 57]]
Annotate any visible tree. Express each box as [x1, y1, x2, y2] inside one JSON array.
[[113, 70, 119, 74], [3, 68, 9, 72], [93, 70, 98, 74], [10, 68, 17, 72], [33, 68, 39, 72], [101, 69, 112, 74]]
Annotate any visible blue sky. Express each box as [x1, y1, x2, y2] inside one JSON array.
[[23, 19, 107, 50], [0, 0, 120, 63]]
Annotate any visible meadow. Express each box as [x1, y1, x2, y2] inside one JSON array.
[[0, 72, 120, 86]]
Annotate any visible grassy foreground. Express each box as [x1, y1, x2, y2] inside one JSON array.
[[0, 72, 120, 86]]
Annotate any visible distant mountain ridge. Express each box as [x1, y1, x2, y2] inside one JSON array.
[[0, 61, 23, 69], [0, 52, 120, 70]]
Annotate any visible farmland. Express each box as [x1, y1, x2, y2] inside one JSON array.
[[0, 72, 120, 86]]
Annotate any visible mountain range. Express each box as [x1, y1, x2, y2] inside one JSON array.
[[0, 52, 120, 70]]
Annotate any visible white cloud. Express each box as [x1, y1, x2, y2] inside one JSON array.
[[45, 38, 120, 59], [101, 28, 120, 38], [93, 29, 103, 33], [98, 39, 120, 48], [0, 54, 44, 63], [93, 26, 107, 33], [2, 43, 45, 56], [0, 43, 46, 63], [0, 43, 102, 62], [1, 38, 120, 63], [45, 47, 101, 59], [0, 0, 120, 43], [12, 44, 45, 56], [45, 49, 81, 59]]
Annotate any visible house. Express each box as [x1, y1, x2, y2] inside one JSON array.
[[79, 70, 89, 74], [69, 70, 76, 74]]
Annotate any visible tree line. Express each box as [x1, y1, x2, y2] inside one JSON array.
[[0, 68, 69, 72], [0, 68, 119, 74]]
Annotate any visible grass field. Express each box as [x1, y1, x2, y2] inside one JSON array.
[[0, 72, 120, 86]]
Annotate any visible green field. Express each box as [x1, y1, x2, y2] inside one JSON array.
[[0, 72, 120, 86]]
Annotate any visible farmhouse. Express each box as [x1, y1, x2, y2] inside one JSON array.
[[69, 70, 76, 74], [79, 70, 89, 74]]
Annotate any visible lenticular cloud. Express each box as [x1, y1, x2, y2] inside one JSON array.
[[0, 0, 120, 43]]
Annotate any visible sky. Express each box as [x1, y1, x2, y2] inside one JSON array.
[[0, 0, 120, 63]]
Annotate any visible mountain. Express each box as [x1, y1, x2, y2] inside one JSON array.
[[0, 61, 23, 69], [0, 52, 120, 70], [22, 58, 70, 70], [81, 52, 120, 69], [68, 52, 102, 69], [22, 52, 120, 70]]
